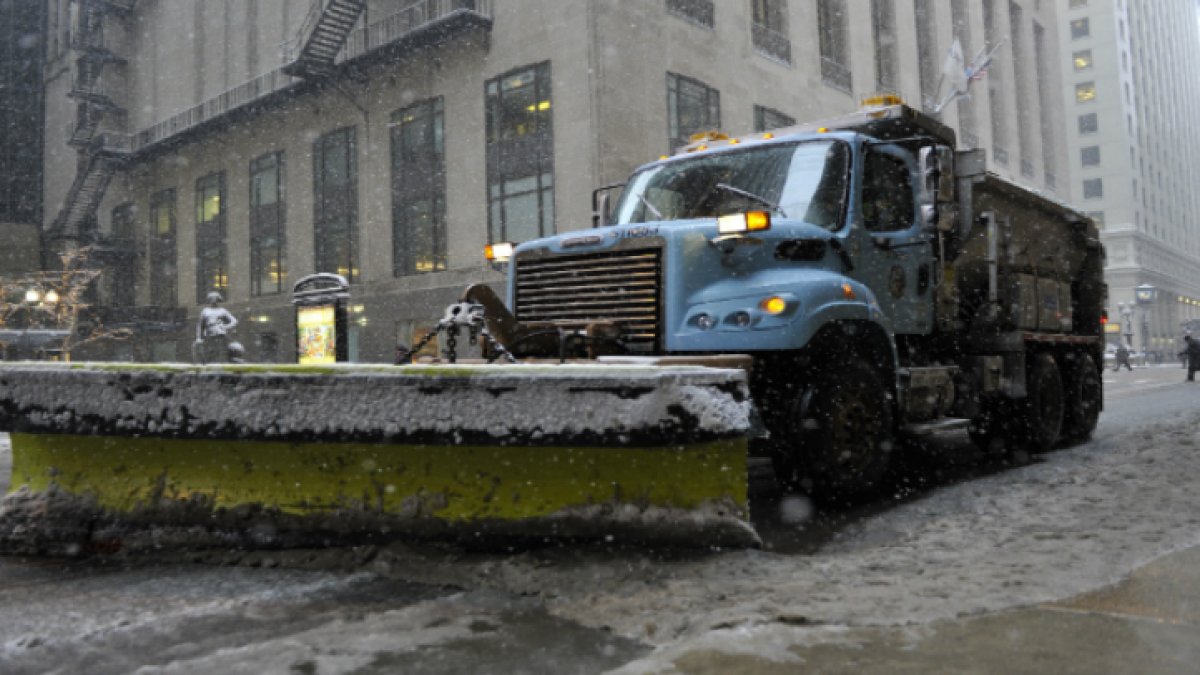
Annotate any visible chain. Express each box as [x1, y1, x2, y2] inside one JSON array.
[[396, 301, 517, 365]]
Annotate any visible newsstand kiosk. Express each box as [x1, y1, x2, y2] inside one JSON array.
[[292, 273, 350, 364]]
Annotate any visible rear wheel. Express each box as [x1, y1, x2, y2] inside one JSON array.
[[1012, 352, 1064, 452], [1061, 352, 1102, 443], [774, 359, 894, 503]]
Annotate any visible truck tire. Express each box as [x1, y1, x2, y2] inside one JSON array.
[[1013, 352, 1064, 453], [776, 358, 893, 503], [1061, 351, 1101, 443]]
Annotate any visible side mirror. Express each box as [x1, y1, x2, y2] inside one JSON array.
[[591, 183, 625, 228], [597, 192, 613, 228], [918, 146, 956, 232]]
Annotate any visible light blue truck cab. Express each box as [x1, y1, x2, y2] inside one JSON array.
[[492, 100, 1106, 501]]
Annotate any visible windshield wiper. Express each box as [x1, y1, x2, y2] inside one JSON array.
[[637, 193, 664, 220], [713, 183, 786, 217]]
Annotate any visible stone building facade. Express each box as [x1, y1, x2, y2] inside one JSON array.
[[40, 0, 1066, 362], [1059, 0, 1200, 356]]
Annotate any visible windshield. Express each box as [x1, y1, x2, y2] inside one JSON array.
[[612, 140, 850, 229]]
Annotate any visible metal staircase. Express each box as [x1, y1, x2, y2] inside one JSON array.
[[49, 0, 132, 243], [49, 135, 129, 244], [283, 0, 367, 79]]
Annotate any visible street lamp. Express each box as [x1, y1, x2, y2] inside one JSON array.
[[24, 288, 40, 304], [44, 289, 59, 304]]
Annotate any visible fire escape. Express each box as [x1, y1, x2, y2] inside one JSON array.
[[48, 0, 133, 248], [282, 0, 368, 79]]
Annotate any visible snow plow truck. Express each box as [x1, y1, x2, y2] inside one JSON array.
[[0, 97, 1104, 553]]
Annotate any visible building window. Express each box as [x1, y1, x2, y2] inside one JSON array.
[[1070, 0, 1087, 7], [751, 0, 791, 63], [1031, 20, 1058, 186], [391, 97, 447, 276], [872, 0, 898, 92], [666, 0, 714, 28], [817, 0, 851, 92], [1081, 146, 1101, 166], [983, 0, 1007, 165], [914, 0, 939, 112], [313, 127, 358, 281], [1078, 112, 1099, 134], [753, 105, 794, 132], [487, 62, 554, 244], [950, 0, 977, 144], [1075, 81, 1096, 103], [1070, 18, 1089, 39], [1073, 49, 1093, 71], [1083, 178, 1103, 199], [194, 172, 227, 303], [149, 188, 177, 307], [108, 203, 137, 307], [249, 151, 286, 296], [667, 72, 720, 150]]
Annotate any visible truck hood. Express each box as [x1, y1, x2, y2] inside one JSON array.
[[513, 218, 841, 257]]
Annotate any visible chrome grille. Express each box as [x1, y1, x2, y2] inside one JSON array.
[[514, 247, 663, 350]]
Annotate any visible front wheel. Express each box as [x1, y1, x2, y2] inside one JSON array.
[[774, 359, 894, 503]]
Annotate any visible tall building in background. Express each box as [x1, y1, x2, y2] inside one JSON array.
[[38, 0, 1065, 362], [0, 0, 46, 274], [1060, 0, 1200, 356]]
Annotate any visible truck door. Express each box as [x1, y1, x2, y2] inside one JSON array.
[[850, 145, 934, 335]]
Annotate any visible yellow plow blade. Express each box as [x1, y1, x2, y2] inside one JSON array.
[[0, 362, 758, 551]]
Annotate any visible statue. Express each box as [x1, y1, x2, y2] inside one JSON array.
[[193, 292, 243, 363]]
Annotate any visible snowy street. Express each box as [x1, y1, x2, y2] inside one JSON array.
[[2, 365, 1199, 673]]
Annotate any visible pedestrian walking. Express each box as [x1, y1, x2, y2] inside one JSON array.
[[1181, 334, 1200, 382], [1114, 343, 1133, 371]]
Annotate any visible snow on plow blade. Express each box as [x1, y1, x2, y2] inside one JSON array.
[[0, 362, 758, 552]]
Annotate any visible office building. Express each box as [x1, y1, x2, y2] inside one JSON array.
[[1, 0, 46, 274], [1060, 0, 1200, 355], [39, 0, 1066, 362]]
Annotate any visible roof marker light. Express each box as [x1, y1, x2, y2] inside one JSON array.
[[717, 211, 771, 235]]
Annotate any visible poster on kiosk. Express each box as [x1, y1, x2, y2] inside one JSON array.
[[292, 273, 350, 364]]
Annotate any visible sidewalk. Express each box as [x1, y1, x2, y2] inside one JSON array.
[[666, 545, 1200, 674]]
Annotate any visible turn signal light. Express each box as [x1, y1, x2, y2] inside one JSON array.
[[484, 242, 514, 263], [760, 296, 788, 315]]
